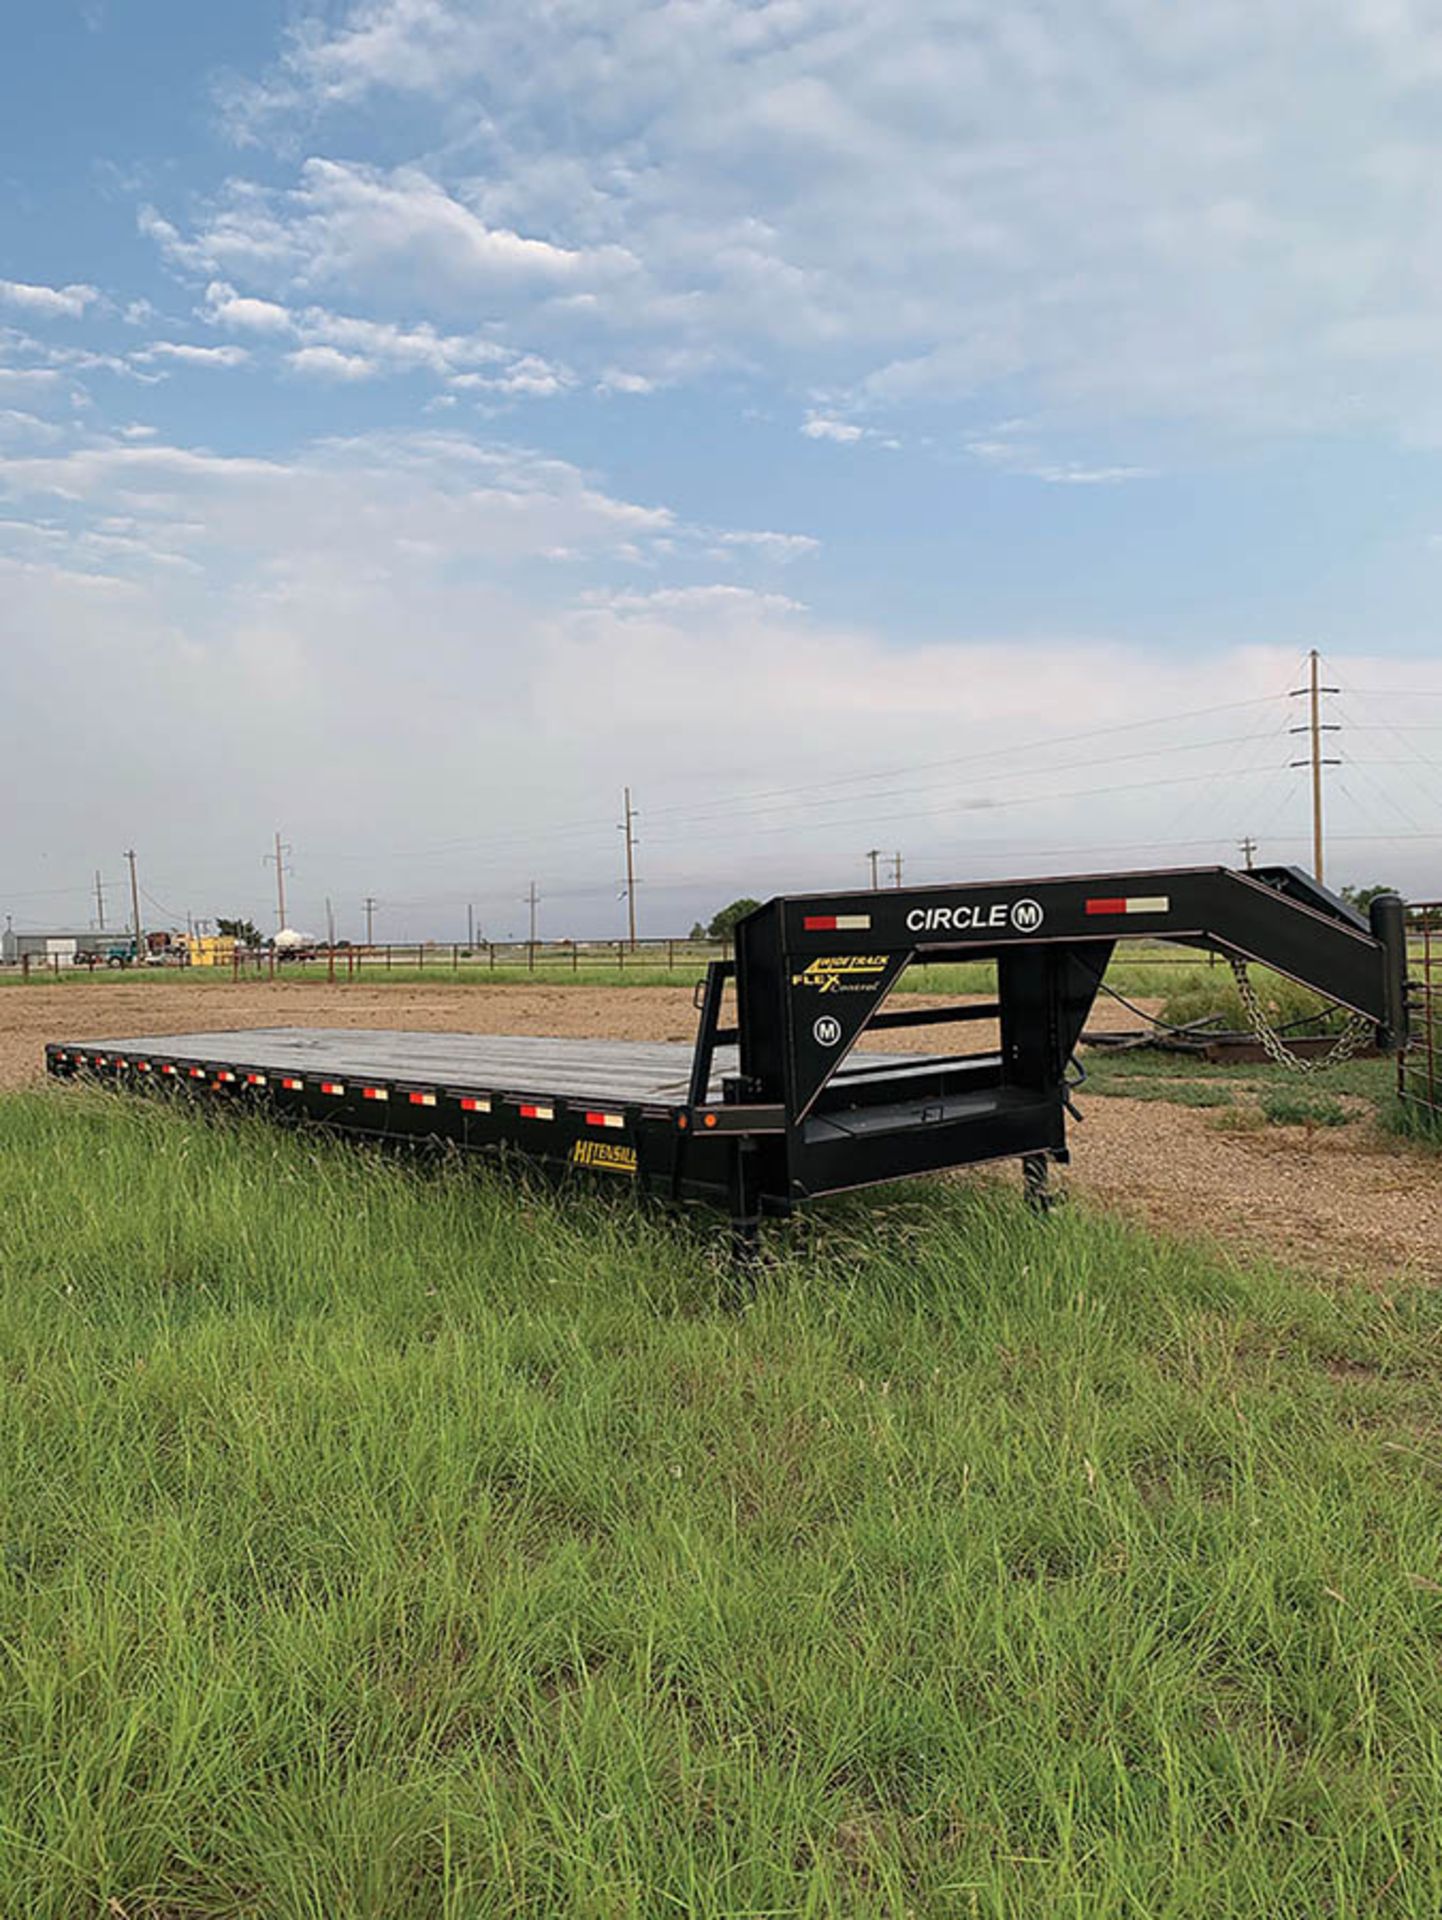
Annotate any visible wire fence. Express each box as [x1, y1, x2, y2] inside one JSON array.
[[1400, 902, 1442, 1129], [3, 936, 1256, 984], [7, 937, 737, 981]]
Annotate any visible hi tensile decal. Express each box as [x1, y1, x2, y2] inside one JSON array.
[[791, 954, 891, 994], [571, 1138, 638, 1176]]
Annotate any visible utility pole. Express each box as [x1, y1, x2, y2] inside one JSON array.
[[527, 881, 539, 947], [1239, 835, 1258, 872], [364, 896, 376, 946], [265, 831, 292, 931], [326, 896, 336, 948], [467, 902, 475, 950], [1289, 649, 1340, 886], [94, 869, 106, 930], [891, 851, 904, 888], [865, 848, 882, 890], [619, 786, 639, 947], [125, 849, 142, 957]]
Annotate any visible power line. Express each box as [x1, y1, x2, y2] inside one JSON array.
[[619, 786, 639, 948], [1288, 649, 1340, 883], [125, 850, 141, 954], [265, 831, 292, 931]]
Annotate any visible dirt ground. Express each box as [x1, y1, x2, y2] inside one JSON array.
[[6, 978, 1438, 1284]]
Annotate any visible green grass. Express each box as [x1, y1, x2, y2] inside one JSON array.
[[1081, 1044, 1398, 1105], [1258, 1088, 1351, 1129], [1385, 1095, 1442, 1150], [4, 1093, 1442, 1915]]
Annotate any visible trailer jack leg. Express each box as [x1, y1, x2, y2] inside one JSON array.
[[1022, 1153, 1057, 1217], [728, 1140, 762, 1276]]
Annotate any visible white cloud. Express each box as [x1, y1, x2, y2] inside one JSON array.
[[178, 0, 1442, 445], [135, 341, 252, 369], [802, 416, 865, 443], [0, 279, 100, 320], [198, 279, 572, 394], [963, 438, 1157, 486], [713, 529, 820, 561], [201, 282, 294, 333], [0, 368, 64, 399], [157, 159, 634, 305], [584, 584, 809, 618], [286, 344, 378, 381], [4, 418, 1440, 919]]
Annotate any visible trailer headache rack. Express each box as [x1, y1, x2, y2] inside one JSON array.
[[47, 866, 1409, 1255]]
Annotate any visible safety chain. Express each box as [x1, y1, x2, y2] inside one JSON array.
[[1226, 955, 1373, 1075]]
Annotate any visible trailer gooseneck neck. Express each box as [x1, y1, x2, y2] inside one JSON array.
[[47, 866, 1410, 1256]]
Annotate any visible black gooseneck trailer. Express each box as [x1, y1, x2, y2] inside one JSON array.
[[46, 866, 1410, 1252]]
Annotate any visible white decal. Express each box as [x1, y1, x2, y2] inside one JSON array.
[[905, 899, 1047, 933], [813, 1014, 843, 1047]]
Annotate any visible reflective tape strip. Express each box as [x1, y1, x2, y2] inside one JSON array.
[[247, 1073, 267, 1087], [320, 1082, 345, 1096], [161, 1064, 176, 1075], [189, 1067, 206, 1079], [281, 1077, 303, 1091], [115, 1059, 128, 1069], [136, 1061, 151, 1073], [216, 1071, 236, 1083], [584, 1111, 625, 1129], [803, 913, 871, 932], [363, 1087, 388, 1102], [1085, 895, 1171, 917], [460, 1096, 491, 1114], [408, 1092, 437, 1107], [519, 1103, 554, 1121]]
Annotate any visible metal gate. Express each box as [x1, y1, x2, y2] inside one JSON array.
[[1400, 901, 1441, 1130]]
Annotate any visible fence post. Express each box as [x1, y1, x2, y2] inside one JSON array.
[[668, 939, 675, 970], [489, 942, 496, 975], [617, 941, 624, 972], [453, 943, 459, 973], [528, 941, 535, 973], [573, 943, 579, 974], [328, 945, 335, 983]]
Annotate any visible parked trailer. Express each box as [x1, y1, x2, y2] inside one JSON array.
[[47, 866, 1410, 1255]]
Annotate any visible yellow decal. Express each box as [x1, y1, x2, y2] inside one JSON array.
[[790, 953, 890, 994], [571, 1139, 639, 1175]]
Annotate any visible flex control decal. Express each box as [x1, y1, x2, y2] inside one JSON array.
[[790, 954, 890, 994], [783, 947, 912, 1120]]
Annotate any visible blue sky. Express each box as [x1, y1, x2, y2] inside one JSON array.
[[3, 0, 1441, 940]]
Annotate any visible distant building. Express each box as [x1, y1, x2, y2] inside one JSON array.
[[1, 927, 101, 966]]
